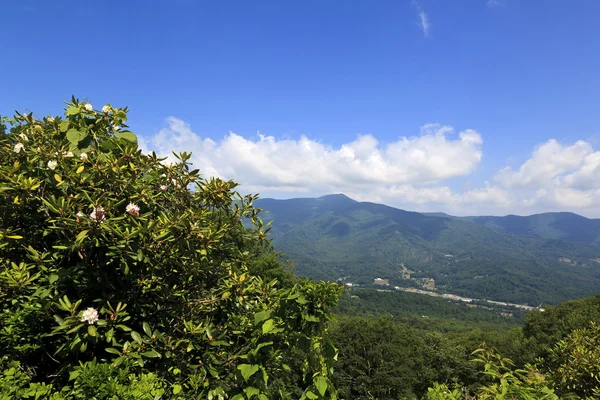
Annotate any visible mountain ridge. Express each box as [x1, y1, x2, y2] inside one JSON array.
[[256, 194, 600, 305]]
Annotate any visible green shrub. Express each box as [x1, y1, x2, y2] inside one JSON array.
[[0, 99, 341, 399]]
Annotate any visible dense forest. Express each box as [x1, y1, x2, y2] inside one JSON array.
[[256, 195, 600, 306], [1, 101, 599, 399]]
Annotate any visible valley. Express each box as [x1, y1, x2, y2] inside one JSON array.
[[256, 194, 600, 306]]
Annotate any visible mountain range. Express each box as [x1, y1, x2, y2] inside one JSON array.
[[255, 194, 600, 306]]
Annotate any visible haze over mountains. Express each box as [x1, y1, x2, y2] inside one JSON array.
[[256, 194, 600, 306]]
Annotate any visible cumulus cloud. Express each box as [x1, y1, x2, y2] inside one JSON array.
[[495, 139, 592, 188], [145, 118, 482, 193], [495, 138, 600, 215], [141, 117, 600, 217]]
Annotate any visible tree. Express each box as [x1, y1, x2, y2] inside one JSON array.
[[541, 322, 600, 399], [0, 98, 341, 399]]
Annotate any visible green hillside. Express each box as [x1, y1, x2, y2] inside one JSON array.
[[462, 212, 600, 244], [257, 194, 600, 305]]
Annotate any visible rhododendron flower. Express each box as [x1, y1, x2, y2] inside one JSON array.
[[80, 153, 88, 161], [84, 103, 93, 111], [126, 202, 140, 216], [90, 207, 106, 222], [47, 160, 58, 170], [13, 143, 24, 153], [81, 307, 99, 324], [102, 105, 111, 113]]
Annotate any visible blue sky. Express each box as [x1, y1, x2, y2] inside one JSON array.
[[2, 0, 600, 216]]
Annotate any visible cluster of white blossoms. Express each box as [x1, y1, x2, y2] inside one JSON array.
[[47, 160, 58, 170], [13, 143, 25, 153], [84, 103, 93, 112], [80, 307, 99, 324], [102, 104, 111, 114], [90, 207, 106, 222], [19, 133, 29, 142], [80, 152, 88, 161], [160, 185, 168, 191], [126, 202, 140, 216]]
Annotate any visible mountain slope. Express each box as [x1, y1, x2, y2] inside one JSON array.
[[462, 213, 600, 244], [256, 194, 600, 305]]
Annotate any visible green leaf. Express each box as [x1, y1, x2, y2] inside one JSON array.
[[305, 391, 318, 400], [66, 324, 84, 334], [254, 310, 271, 325], [314, 376, 327, 397], [244, 387, 260, 398], [303, 314, 320, 322], [141, 349, 161, 358], [262, 319, 275, 334], [105, 347, 121, 355], [237, 364, 259, 382], [172, 384, 182, 395], [131, 331, 143, 344], [66, 128, 86, 144], [59, 120, 70, 132], [143, 322, 152, 337], [66, 106, 80, 116], [116, 130, 137, 143], [87, 325, 97, 337], [75, 230, 88, 243]]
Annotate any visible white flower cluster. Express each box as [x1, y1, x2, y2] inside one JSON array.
[[102, 105, 111, 113], [84, 103, 93, 111], [13, 143, 25, 153], [126, 202, 140, 216], [80, 153, 88, 161], [80, 307, 99, 324], [47, 160, 58, 170], [90, 207, 106, 222]]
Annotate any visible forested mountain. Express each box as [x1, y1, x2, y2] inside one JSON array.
[[256, 194, 600, 305], [462, 212, 600, 244]]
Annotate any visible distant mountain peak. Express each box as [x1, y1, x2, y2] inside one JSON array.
[[317, 193, 357, 203]]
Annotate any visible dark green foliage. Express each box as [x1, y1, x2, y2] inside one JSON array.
[[0, 100, 341, 399], [336, 289, 525, 332], [523, 294, 600, 354], [257, 195, 600, 305], [330, 316, 473, 399], [542, 322, 600, 398]]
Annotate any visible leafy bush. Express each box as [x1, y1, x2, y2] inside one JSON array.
[[541, 322, 600, 399], [0, 99, 341, 399], [425, 346, 558, 400]]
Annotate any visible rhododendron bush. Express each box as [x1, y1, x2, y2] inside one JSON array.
[[0, 98, 340, 399]]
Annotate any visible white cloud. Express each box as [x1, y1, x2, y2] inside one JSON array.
[[141, 118, 600, 217], [495, 139, 592, 188], [494, 138, 600, 215], [419, 11, 430, 37], [411, 1, 431, 38], [144, 118, 482, 194]]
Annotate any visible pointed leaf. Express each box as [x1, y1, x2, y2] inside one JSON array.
[[237, 364, 259, 382]]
